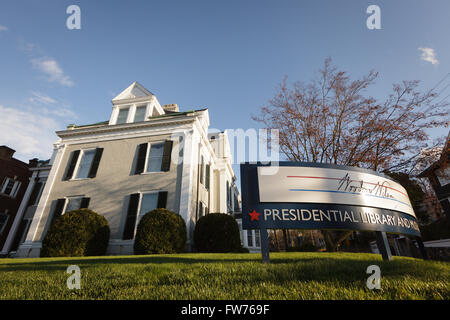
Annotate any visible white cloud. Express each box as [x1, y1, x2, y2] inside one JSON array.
[[418, 47, 439, 65], [28, 91, 57, 105], [0, 93, 77, 160], [0, 25, 7, 31], [31, 57, 74, 87], [27, 91, 77, 118], [40, 106, 77, 118], [0, 104, 61, 160]]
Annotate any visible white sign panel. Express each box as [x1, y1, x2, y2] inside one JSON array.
[[258, 166, 415, 217]]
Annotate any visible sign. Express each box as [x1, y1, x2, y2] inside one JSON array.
[[240, 162, 421, 237]]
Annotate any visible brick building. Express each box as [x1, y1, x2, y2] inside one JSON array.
[[419, 132, 450, 218], [0, 146, 34, 251]]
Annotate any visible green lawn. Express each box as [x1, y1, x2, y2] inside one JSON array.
[[0, 252, 448, 300]]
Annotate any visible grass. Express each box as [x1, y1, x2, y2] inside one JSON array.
[[0, 252, 448, 300]]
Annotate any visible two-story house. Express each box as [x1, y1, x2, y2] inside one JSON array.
[[14, 82, 240, 257]]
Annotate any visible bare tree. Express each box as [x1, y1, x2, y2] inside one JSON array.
[[253, 58, 449, 251]]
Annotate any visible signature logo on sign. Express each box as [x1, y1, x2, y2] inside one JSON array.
[[337, 173, 394, 199]]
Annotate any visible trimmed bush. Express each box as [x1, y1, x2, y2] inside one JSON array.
[[194, 213, 243, 253], [134, 208, 186, 254], [41, 209, 110, 257]]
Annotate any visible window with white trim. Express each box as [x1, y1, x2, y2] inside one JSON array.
[[1, 177, 21, 198], [255, 229, 261, 247], [139, 192, 159, 216], [122, 191, 167, 240], [134, 141, 172, 174], [116, 107, 130, 124], [146, 142, 165, 173], [64, 197, 84, 213], [74, 149, 96, 179], [134, 105, 147, 122], [247, 230, 253, 247], [47, 196, 90, 227]]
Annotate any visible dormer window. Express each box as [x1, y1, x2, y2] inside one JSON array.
[[110, 82, 165, 125], [134, 105, 147, 122], [116, 107, 130, 124]]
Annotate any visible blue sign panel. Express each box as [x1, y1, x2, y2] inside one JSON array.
[[240, 162, 421, 237]]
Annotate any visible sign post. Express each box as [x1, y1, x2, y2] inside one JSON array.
[[375, 231, 392, 261], [260, 228, 270, 263], [240, 162, 424, 263], [415, 236, 429, 260]]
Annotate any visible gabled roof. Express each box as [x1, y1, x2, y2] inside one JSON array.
[[112, 81, 154, 102]]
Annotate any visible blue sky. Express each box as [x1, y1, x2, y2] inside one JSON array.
[[0, 0, 449, 163]]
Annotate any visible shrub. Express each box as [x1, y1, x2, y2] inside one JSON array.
[[134, 208, 186, 254], [41, 209, 110, 257], [194, 213, 243, 253]]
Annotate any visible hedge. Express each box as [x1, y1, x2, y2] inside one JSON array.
[[41, 208, 110, 257], [194, 213, 243, 253], [134, 208, 186, 254]]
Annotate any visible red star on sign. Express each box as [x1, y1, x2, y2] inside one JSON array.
[[249, 210, 260, 221]]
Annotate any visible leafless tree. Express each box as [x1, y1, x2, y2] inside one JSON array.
[[253, 58, 449, 251]]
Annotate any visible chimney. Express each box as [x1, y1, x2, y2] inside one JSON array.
[[162, 104, 179, 113], [29, 158, 39, 168], [0, 146, 15, 160]]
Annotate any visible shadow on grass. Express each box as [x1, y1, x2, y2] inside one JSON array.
[[0, 253, 439, 280]]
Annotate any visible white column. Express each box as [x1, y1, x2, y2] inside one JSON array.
[[217, 169, 227, 213], [178, 129, 198, 249], [24, 143, 66, 243], [108, 106, 118, 125], [127, 104, 136, 123], [0, 172, 36, 255]]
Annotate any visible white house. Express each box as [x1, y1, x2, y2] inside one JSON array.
[[10, 82, 252, 257]]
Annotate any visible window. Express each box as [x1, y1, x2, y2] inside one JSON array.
[[116, 107, 130, 124], [65, 197, 83, 213], [49, 197, 90, 226], [3, 179, 14, 194], [255, 229, 261, 247], [205, 164, 210, 190], [134, 141, 173, 174], [247, 230, 253, 247], [75, 149, 96, 179], [1, 177, 21, 198], [147, 143, 165, 172], [200, 156, 204, 185], [64, 148, 103, 180], [436, 167, 450, 186], [122, 191, 168, 240], [196, 201, 206, 221], [0, 213, 9, 235], [233, 193, 240, 212], [134, 106, 147, 122], [139, 193, 158, 216]]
